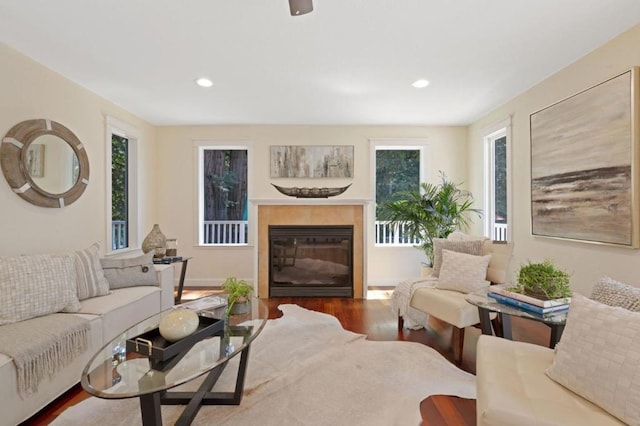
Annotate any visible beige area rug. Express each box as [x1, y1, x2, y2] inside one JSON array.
[[53, 305, 476, 425]]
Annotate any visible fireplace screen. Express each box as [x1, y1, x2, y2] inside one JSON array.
[[269, 225, 353, 297]]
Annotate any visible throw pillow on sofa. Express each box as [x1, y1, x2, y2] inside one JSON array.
[[590, 276, 640, 312], [0, 253, 81, 325], [546, 294, 640, 425], [100, 252, 159, 289], [74, 243, 110, 300]]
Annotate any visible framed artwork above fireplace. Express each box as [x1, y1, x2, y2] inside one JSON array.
[[270, 145, 354, 178]]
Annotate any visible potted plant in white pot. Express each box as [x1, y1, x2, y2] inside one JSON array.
[[378, 171, 482, 268], [222, 277, 254, 316]]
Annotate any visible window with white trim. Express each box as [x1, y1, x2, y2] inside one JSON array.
[[484, 128, 509, 241], [372, 142, 427, 246], [197, 144, 250, 246], [106, 117, 139, 253]]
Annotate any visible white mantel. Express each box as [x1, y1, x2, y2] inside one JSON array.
[[250, 197, 372, 206]]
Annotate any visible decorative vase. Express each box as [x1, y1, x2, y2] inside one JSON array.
[[142, 224, 167, 257], [159, 308, 199, 342]]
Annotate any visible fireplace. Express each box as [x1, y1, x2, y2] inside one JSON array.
[[269, 225, 353, 297]]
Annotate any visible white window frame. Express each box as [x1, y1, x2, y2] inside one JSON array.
[[105, 116, 140, 254], [369, 138, 430, 247], [483, 119, 512, 241], [194, 140, 253, 247]]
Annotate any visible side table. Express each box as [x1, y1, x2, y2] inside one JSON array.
[[465, 287, 569, 348], [153, 257, 192, 304]]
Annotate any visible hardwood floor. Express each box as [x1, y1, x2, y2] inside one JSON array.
[[22, 289, 549, 425]]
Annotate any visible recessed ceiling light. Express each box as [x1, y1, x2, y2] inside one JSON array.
[[195, 77, 213, 88], [412, 79, 430, 89]]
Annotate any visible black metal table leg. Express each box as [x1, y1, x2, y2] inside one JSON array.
[[478, 307, 493, 335], [139, 392, 162, 426], [549, 324, 565, 348], [500, 313, 513, 340], [175, 259, 190, 304]]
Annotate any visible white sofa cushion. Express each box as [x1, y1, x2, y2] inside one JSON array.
[[0, 253, 81, 325], [436, 249, 491, 293], [74, 243, 110, 300], [79, 286, 162, 343], [477, 335, 623, 426], [546, 294, 640, 425]]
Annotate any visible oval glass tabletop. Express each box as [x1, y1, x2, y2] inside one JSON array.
[[81, 297, 268, 399], [465, 287, 568, 325]]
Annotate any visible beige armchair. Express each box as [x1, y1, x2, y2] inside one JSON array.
[[405, 239, 514, 363]]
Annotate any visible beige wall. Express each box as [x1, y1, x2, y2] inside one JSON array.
[[156, 125, 468, 287], [0, 43, 158, 256], [468, 24, 640, 295]]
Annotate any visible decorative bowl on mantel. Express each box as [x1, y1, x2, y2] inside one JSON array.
[[271, 183, 352, 198]]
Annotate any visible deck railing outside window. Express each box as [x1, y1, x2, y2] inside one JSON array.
[[203, 220, 248, 244], [375, 221, 508, 245], [493, 223, 508, 242], [374, 221, 420, 246], [112, 220, 127, 250]]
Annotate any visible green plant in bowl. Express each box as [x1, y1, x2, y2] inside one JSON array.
[[222, 277, 254, 316], [512, 259, 571, 300]]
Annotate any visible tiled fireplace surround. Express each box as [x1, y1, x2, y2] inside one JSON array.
[[257, 203, 365, 299]]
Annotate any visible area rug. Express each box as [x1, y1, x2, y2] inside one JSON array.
[[53, 304, 476, 425]]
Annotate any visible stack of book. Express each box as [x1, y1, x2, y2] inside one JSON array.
[[487, 284, 571, 314]]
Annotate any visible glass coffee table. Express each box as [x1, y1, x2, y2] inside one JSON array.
[[465, 287, 568, 348], [81, 297, 268, 426]]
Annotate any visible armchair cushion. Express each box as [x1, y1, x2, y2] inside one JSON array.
[[435, 249, 491, 293], [411, 287, 484, 329], [546, 294, 640, 425]]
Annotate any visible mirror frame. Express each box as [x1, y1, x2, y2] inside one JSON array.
[[1, 119, 90, 208]]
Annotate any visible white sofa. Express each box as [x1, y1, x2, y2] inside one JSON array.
[[0, 260, 174, 426], [476, 277, 640, 425], [476, 336, 623, 425]]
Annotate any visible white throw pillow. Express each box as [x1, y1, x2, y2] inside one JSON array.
[[435, 249, 491, 293], [100, 252, 158, 289], [74, 243, 110, 300], [546, 294, 640, 425], [431, 238, 485, 277], [590, 276, 640, 312], [0, 253, 81, 325]]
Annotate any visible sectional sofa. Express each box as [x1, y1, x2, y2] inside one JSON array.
[[0, 246, 175, 426]]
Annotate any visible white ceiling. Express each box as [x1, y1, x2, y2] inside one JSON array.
[[1, 1, 640, 126]]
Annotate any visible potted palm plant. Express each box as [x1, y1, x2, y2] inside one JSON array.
[[378, 172, 482, 266], [222, 277, 254, 316]]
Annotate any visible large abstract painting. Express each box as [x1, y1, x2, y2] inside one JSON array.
[[270, 145, 354, 178], [530, 68, 639, 247]]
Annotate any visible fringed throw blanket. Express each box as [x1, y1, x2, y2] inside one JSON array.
[[391, 276, 438, 329], [0, 313, 90, 396]]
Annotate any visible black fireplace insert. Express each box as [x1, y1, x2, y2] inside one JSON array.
[[269, 225, 353, 297]]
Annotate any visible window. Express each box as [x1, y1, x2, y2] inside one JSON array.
[[484, 127, 510, 241], [106, 117, 139, 253], [371, 141, 428, 246], [198, 145, 250, 245]]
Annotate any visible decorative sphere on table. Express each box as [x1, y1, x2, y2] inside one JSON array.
[[159, 308, 199, 342]]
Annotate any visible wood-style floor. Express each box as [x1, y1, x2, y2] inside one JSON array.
[[22, 289, 549, 426]]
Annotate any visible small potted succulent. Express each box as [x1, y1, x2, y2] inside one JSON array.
[[222, 277, 254, 316], [512, 259, 572, 300]]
